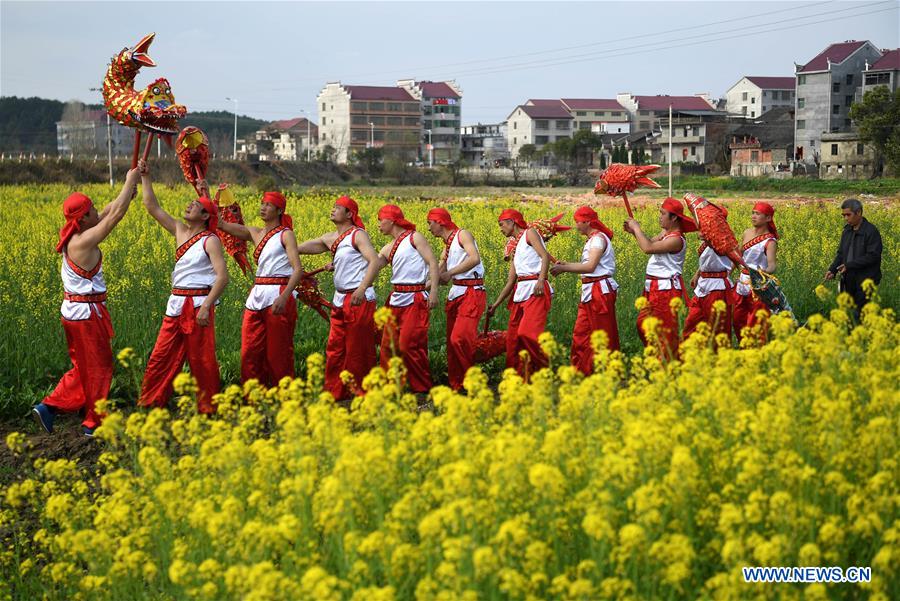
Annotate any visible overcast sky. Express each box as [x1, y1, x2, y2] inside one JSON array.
[[2, 1, 897, 124]]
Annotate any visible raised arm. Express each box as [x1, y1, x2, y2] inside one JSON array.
[[624, 219, 682, 255], [78, 166, 142, 248], [551, 237, 605, 275], [413, 231, 440, 309], [218, 219, 254, 242], [351, 230, 385, 305], [272, 230, 305, 315], [297, 235, 331, 255], [142, 170, 179, 235], [195, 236, 229, 327]]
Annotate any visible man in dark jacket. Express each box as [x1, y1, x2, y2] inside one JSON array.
[[825, 198, 883, 314]]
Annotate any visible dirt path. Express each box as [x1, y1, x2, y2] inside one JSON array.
[[0, 416, 102, 487]]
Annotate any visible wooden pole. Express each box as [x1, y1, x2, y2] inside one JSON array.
[[130, 130, 142, 169]]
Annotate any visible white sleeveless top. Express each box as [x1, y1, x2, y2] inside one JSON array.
[[736, 234, 775, 297], [693, 244, 733, 296], [446, 230, 485, 301], [166, 233, 218, 317], [332, 228, 376, 306], [246, 227, 298, 311], [388, 232, 429, 308], [580, 232, 618, 302], [60, 251, 107, 320], [644, 232, 686, 291], [513, 230, 553, 302]]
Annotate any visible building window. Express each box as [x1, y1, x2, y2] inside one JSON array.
[[845, 74, 853, 85], [404, 117, 420, 126], [555, 120, 570, 129], [351, 102, 366, 111], [797, 120, 805, 129], [387, 116, 402, 126], [404, 103, 419, 112], [513, 137, 516, 144], [750, 150, 759, 162], [865, 72, 890, 85], [690, 146, 696, 155], [535, 120, 549, 130], [751, 111, 755, 118], [638, 121, 649, 130], [351, 130, 368, 142], [579, 122, 591, 130], [845, 95, 854, 107], [513, 122, 517, 129], [763, 91, 768, 98], [535, 135, 549, 144], [742, 92, 748, 101], [844, 118, 851, 127], [369, 102, 384, 111], [741, 106, 747, 115], [751, 97, 756, 104], [611, 111, 621, 116], [798, 98, 805, 108], [832, 82, 840, 93], [639, 110, 649, 116], [322, 117, 326, 125], [833, 104, 842, 115], [351, 115, 366, 125], [370, 116, 384, 125], [798, 75, 806, 85], [594, 111, 604, 117], [831, 144, 838, 155], [576, 111, 586, 116], [387, 102, 402, 112], [857, 143, 864, 155], [322, 102, 326, 111]]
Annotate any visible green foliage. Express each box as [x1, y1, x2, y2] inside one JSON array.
[[849, 86, 900, 175]]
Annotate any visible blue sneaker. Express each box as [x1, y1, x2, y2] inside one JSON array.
[[32, 403, 54, 434], [82, 425, 95, 438]]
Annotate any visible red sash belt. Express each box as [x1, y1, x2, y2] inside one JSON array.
[[254, 276, 289, 286], [393, 283, 428, 293], [581, 275, 611, 284], [645, 274, 687, 301], [453, 277, 484, 287], [172, 287, 211, 297], [517, 274, 539, 281], [699, 271, 729, 279], [64, 291, 107, 303]]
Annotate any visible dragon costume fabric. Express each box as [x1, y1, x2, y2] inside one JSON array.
[[594, 163, 661, 218], [214, 185, 252, 275], [504, 213, 570, 262], [683, 192, 794, 316], [176, 127, 209, 195], [102, 33, 186, 137]]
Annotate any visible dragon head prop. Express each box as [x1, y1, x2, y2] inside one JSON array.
[[594, 163, 661, 197], [176, 126, 210, 194], [103, 33, 187, 135]]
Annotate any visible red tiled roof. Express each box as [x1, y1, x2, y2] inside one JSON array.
[[345, 85, 416, 101], [527, 99, 565, 107], [633, 95, 716, 111], [270, 118, 304, 130], [871, 49, 900, 71], [798, 41, 868, 73], [561, 98, 624, 110], [744, 76, 795, 89], [416, 81, 460, 99], [519, 104, 573, 119]]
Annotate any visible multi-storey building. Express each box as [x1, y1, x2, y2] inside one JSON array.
[[506, 100, 573, 158], [615, 93, 718, 131], [56, 109, 131, 157], [793, 40, 883, 165], [398, 80, 462, 164], [461, 123, 508, 166], [558, 99, 630, 133], [317, 82, 421, 163], [861, 48, 900, 96], [725, 76, 795, 118]]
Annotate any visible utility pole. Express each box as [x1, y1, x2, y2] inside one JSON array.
[[425, 129, 433, 168], [226, 97, 238, 160], [369, 122, 375, 148], [668, 104, 673, 197], [300, 108, 312, 161], [90, 87, 114, 186]]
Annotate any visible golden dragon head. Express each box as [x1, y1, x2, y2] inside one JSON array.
[[136, 77, 187, 135]]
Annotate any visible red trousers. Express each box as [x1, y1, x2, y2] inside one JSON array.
[[325, 297, 376, 401], [637, 284, 684, 360], [571, 287, 619, 375], [380, 293, 432, 393], [733, 293, 769, 344], [140, 303, 219, 413], [506, 284, 551, 378], [683, 289, 733, 341], [445, 288, 486, 390], [241, 295, 297, 387], [43, 306, 113, 429]]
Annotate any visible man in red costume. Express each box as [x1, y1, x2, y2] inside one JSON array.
[[427, 207, 485, 390], [683, 219, 734, 343], [488, 209, 553, 378], [624, 197, 697, 360], [551, 206, 620, 374], [733, 202, 778, 343], [298, 196, 380, 401], [33, 164, 144, 436], [139, 182, 229, 413], [218, 191, 304, 386], [373, 205, 439, 393]]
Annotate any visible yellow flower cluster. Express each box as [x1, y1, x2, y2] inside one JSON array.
[[2, 302, 897, 600]]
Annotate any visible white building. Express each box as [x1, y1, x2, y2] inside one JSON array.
[[398, 80, 462, 164], [506, 100, 573, 158], [559, 98, 630, 134], [725, 76, 795, 118], [461, 123, 508, 166]]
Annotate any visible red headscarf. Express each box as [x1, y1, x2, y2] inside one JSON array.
[[427, 207, 457, 230], [498, 208, 527, 229], [378, 204, 416, 231], [336, 195, 365, 229], [753, 202, 779, 238], [263, 191, 293, 229], [197, 196, 219, 232], [56, 192, 93, 253], [661, 197, 698, 233], [573, 206, 614, 240]]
